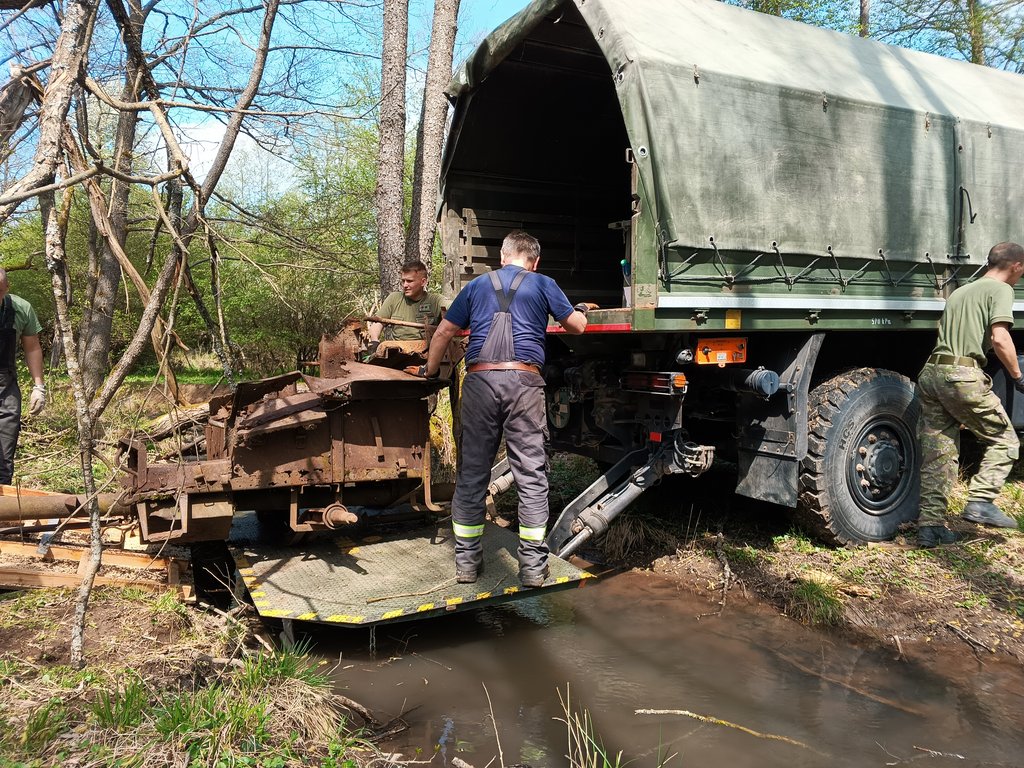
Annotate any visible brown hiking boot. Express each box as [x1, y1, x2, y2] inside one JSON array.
[[519, 565, 549, 588]]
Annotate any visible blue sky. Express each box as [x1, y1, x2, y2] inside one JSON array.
[[460, 0, 532, 46]]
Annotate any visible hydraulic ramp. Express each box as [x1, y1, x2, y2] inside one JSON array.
[[229, 512, 593, 626]]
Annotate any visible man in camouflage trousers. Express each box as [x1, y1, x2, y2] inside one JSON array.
[[916, 241, 1024, 547]]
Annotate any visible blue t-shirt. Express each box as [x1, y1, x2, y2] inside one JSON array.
[[446, 265, 575, 366]]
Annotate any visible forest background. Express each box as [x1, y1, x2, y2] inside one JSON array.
[[1, 0, 1023, 665]]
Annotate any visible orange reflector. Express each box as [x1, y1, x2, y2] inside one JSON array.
[[695, 337, 747, 366], [650, 431, 663, 443], [672, 373, 688, 389]]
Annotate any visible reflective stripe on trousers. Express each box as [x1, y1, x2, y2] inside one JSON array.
[[452, 369, 550, 576]]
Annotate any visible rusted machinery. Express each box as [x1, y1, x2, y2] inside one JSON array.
[[119, 326, 461, 546]]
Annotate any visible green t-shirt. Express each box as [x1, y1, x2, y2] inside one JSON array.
[[9, 294, 42, 341], [932, 276, 1015, 363], [377, 291, 443, 341]]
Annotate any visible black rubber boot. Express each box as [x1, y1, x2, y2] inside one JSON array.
[[961, 501, 1018, 529], [917, 526, 959, 548]]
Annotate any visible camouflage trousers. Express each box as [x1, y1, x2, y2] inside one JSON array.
[[916, 363, 1019, 527]]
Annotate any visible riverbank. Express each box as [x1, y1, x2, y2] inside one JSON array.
[[590, 462, 1024, 665], [0, 587, 383, 766]]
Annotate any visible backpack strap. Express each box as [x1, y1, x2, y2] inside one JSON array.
[[487, 269, 529, 313]]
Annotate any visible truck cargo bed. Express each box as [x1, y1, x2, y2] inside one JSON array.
[[228, 512, 593, 626]]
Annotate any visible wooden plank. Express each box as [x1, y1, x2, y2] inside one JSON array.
[[0, 540, 181, 570], [0, 567, 167, 591], [0, 484, 61, 497]]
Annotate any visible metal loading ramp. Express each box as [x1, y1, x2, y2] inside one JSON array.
[[228, 513, 594, 626]]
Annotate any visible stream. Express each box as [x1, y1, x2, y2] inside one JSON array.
[[304, 571, 1024, 767]]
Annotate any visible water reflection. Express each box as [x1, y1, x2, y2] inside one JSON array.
[[311, 572, 1024, 767]]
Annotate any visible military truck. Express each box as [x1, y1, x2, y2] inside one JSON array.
[[440, 0, 1024, 546]]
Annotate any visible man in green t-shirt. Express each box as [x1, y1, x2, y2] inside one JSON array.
[[366, 260, 443, 355], [0, 269, 46, 485], [916, 242, 1024, 547]]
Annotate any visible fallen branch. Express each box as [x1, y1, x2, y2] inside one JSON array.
[[635, 709, 826, 755], [771, 648, 924, 716], [365, 577, 455, 604], [945, 622, 994, 655], [698, 532, 731, 618]]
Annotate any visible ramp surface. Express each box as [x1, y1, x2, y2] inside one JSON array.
[[229, 512, 593, 626]]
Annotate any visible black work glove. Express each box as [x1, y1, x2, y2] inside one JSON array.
[[365, 339, 380, 356], [573, 302, 590, 315], [1014, 373, 1024, 394], [407, 364, 439, 379]]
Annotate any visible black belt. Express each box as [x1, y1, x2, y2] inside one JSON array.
[[467, 362, 541, 374], [926, 353, 979, 368]]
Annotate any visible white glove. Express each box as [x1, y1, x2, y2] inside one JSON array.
[[29, 384, 46, 416]]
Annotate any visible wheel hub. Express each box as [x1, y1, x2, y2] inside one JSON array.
[[852, 428, 908, 505]]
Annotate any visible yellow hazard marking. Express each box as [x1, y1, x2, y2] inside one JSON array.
[[725, 309, 742, 329], [253, 601, 269, 608], [580, 571, 595, 578], [250, 591, 266, 598], [239, 568, 255, 576], [446, 597, 464, 606], [261, 609, 292, 618], [555, 576, 569, 584], [504, 587, 519, 595], [295, 612, 318, 621], [476, 592, 491, 600], [234, 557, 251, 568], [325, 614, 365, 623], [417, 603, 435, 612], [381, 609, 404, 620]]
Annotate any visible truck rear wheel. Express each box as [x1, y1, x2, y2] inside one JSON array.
[[797, 368, 920, 544]]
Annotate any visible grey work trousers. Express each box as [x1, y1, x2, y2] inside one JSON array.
[[451, 369, 550, 577], [0, 374, 21, 485]]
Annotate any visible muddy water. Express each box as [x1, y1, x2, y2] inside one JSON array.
[[309, 572, 1024, 767]]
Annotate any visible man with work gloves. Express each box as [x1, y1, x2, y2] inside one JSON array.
[[415, 231, 588, 587], [916, 242, 1024, 547], [0, 268, 46, 486]]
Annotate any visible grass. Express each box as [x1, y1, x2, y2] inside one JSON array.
[[0, 589, 374, 767], [787, 578, 844, 626]]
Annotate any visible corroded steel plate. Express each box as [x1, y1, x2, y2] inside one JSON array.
[[229, 512, 594, 626]]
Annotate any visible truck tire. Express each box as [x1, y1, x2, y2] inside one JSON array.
[[798, 368, 920, 544]]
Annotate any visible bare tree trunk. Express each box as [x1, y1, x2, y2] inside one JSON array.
[[859, 0, 870, 37], [79, 2, 145, 399], [0, 0, 98, 225], [967, 0, 986, 64], [406, 0, 460, 269], [0, 69, 38, 155], [40, 189, 101, 668], [375, 0, 409, 297]]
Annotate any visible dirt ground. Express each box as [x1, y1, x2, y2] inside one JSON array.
[[590, 466, 1024, 667]]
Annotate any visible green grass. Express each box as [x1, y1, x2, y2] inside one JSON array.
[[772, 529, 820, 555], [722, 543, 761, 567], [787, 579, 844, 626], [91, 676, 149, 730]]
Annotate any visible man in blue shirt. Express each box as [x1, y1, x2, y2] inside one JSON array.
[[419, 231, 588, 587]]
